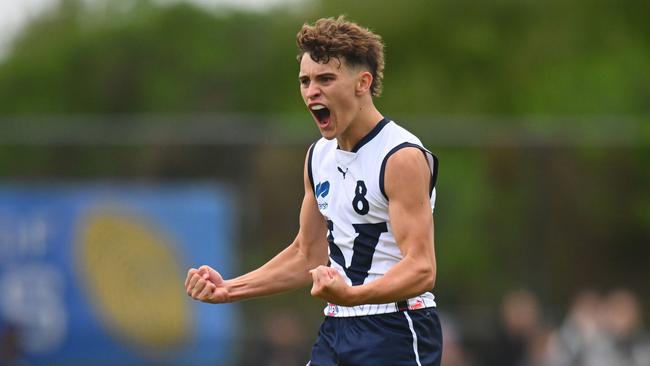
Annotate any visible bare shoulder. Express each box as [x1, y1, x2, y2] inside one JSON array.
[[384, 147, 431, 200], [385, 146, 429, 170]]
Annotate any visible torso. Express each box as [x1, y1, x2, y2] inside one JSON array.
[[308, 118, 439, 317]]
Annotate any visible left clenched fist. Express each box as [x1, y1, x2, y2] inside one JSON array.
[[309, 265, 357, 306]]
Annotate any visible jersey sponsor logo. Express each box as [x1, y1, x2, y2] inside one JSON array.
[[316, 181, 330, 210], [337, 166, 348, 179], [315, 181, 330, 198], [409, 297, 425, 310], [326, 303, 339, 316]]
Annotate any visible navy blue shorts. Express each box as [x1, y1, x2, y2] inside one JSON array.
[[308, 308, 442, 366]]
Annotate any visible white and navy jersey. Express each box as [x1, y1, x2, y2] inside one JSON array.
[[308, 118, 439, 317]]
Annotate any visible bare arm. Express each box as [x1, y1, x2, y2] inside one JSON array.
[[186, 148, 329, 303], [311, 147, 435, 306]]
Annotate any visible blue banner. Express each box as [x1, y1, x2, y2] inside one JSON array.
[[0, 183, 239, 365]]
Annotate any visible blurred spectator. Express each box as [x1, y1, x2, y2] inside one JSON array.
[[545, 290, 603, 366], [545, 288, 650, 366], [440, 312, 474, 366], [488, 289, 551, 366], [599, 289, 650, 366], [0, 323, 28, 366], [241, 311, 307, 366]]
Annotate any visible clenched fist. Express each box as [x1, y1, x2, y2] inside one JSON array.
[[310, 265, 358, 306], [185, 265, 230, 303]]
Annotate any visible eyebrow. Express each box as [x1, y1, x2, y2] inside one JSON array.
[[298, 72, 337, 79]]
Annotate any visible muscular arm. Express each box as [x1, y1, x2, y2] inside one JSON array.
[[224, 162, 329, 300], [311, 147, 435, 306], [186, 149, 329, 303]]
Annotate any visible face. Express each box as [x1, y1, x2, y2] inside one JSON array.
[[299, 53, 362, 140]]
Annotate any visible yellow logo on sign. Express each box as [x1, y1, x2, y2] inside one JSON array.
[[77, 211, 191, 353]]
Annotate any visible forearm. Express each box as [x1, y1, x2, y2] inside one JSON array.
[[349, 255, 435, 305], [225, 241, 326, 302]]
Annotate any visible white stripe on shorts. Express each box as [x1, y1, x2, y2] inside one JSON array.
[[403, 311, 422, 366]]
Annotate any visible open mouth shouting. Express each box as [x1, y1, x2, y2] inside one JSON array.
[[310, 104, 331, 128]]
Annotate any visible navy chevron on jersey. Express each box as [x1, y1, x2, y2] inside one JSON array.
[[308, 118, 439, 317]]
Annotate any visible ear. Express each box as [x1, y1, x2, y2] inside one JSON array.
[[355, 71, 373, 96]]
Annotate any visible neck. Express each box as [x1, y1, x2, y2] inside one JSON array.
[[337, 105, 384, 151]]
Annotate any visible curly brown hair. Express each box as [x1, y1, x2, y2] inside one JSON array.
[[296, 16, 385, 97]]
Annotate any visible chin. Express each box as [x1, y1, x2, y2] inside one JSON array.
[[315, 123, 336, 140], [318, 128, 337, 140]]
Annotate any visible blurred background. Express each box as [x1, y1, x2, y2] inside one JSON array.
[[0, 0, 649, 365]]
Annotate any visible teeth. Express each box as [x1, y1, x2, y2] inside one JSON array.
[[310, 105, 326, 111]]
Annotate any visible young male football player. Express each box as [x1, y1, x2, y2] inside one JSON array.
[[185, 16, 442, 365]]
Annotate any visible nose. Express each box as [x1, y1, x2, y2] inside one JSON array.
[[305, 82, 321, 100]]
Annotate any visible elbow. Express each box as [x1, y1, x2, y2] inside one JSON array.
[[422, 269, 436, 292], [313, 255, 329, 267], [417, 261, 436, 292], [427, 260, 437, 290], [307, 241, 329, 267], [295, 239, 328, 268]]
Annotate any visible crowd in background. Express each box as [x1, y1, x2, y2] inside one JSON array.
[[2, 287, 649, 366], [443, 288, 650, 366], [228, 287, 650, 366], [230, 287, 650, 365]]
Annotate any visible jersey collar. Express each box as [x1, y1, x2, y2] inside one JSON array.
[[338, 118, 390, 153]]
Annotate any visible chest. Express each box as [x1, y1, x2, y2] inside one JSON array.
[[313, 151, 387, 222]]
